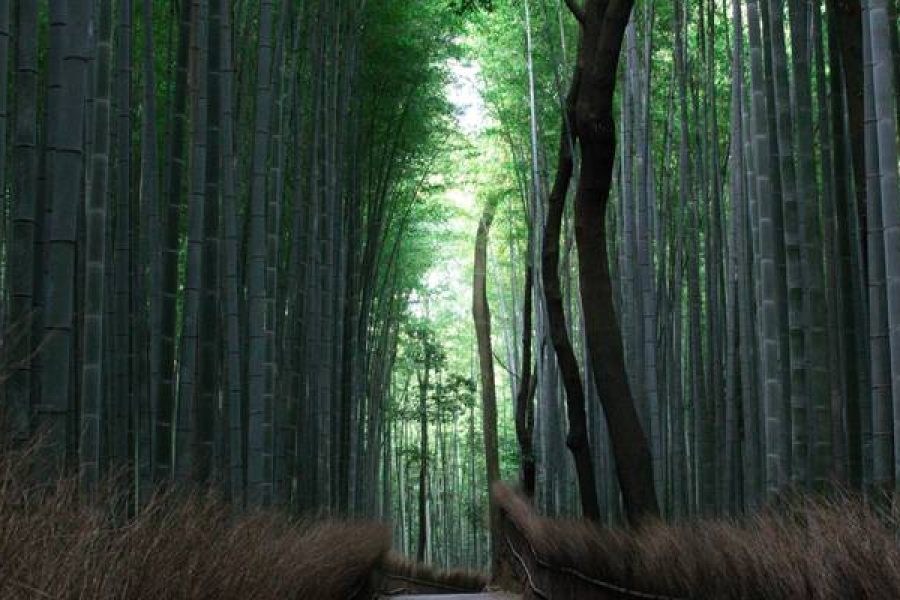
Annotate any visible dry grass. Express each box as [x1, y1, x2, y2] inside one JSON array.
[[13, 431, 898, 600], [495, 483, 900, 599], [0, 444, 391, 599], [378, 552, 488, 594]]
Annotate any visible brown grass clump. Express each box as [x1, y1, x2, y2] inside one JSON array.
[[0, 445, 391, 599], [495, 483, 900, 599], [377, 552, 488, 595]]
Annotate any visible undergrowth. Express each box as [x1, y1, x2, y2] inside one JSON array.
[[496, 483, 900, 599], [0, 443, 390, 599], [7, 436, 900, 600]]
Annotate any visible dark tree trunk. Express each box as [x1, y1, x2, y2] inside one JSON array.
[[9, 0, 39, 443], [568, 0, 660, 526], [197, 0, 223, 485], [515, 267, 537, 499], [542, 81, 601, 521], [828, 0, 864, 489], [416, 353, 430, 564], [157, 0, 193, 483], [828, 0, 867, 271]]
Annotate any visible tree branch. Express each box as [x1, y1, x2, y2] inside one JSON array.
[[564, 0, 586, 24]]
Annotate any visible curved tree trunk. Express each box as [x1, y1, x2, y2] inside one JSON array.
[[567, 0, 659, 526], [542, 80, 601, 521]]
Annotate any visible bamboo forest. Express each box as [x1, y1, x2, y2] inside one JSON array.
[[0, 0, 899, 598]]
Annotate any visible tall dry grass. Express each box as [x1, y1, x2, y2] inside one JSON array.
[[377, 552, 488, 595], [496, 484, 900, 599], [0, 443, 390, 599], [10, 430, 900, 600]]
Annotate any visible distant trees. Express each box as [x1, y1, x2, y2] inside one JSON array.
[[389, 319, 479, 567], [407, 323, 447, 562]]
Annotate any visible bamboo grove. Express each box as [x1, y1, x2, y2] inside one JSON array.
[[0, 0, 899, 575], [449, 0, 900, 540], [597, 0, 900, 516], [0, 0, 462, 513]]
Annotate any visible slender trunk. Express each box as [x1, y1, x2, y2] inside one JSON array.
[[767, 0, 806, 487], [827, 0, 863, 489], [789, 0, 831, 489], [0, 0, 7, 360], [157, 0, 193, 482], [196, 0, 223, 485], [747, 0, 786, 496], [863, 0, 893, 494], [112, 0, 133, 472], [175, 0, 209, 482], [731, 0, 761, 510], [815, 0, 845, 484], [138, 0, 161, 502], [416, 355, 431, 563], [515, 267, 536, 499], [246, 0, 276, 506], [473, 199, 501, 568], [865, 0, 900, 489], [828, 0, 867, 271], [218, 0, 244, 507], [637, 4, 662, 506], [40, 0, 92, 478], [8, 0, 38, 442], [0, 0, 7, 253], [80, 0, 114, 500]]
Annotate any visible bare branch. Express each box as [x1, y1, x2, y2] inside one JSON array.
[[564, 0, 586, 24]]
